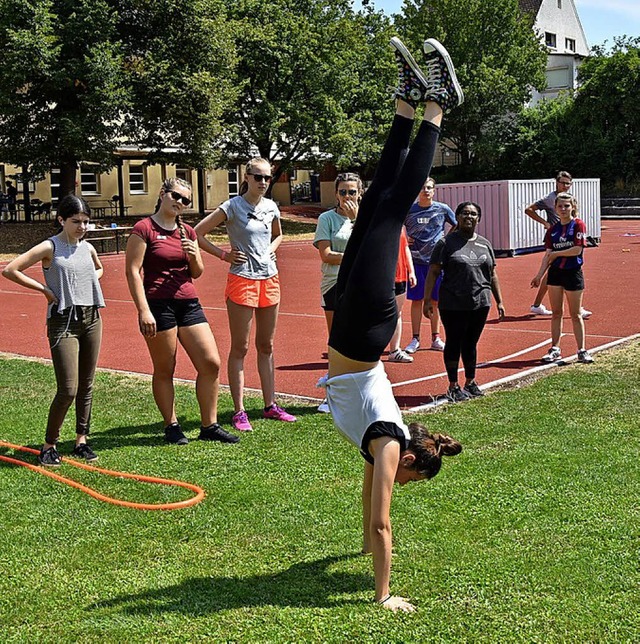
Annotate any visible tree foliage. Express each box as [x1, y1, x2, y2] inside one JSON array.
[[395, 0, 547, 177], [222, 0, 396, 181]]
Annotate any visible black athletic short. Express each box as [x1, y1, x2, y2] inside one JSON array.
[[394, 281, 407, 296], [547, 266, 584, 291], [321, 284, 338, 311], [147, 298, 208, 332]]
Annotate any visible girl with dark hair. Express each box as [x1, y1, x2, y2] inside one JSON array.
[[195, 159, 296, 432], [2, 194, 105, 465], [423, 201, 505, 402], [324, 37, 463, 612], [126, 178, 239, 446]]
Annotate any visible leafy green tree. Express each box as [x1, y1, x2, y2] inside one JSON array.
[[395, 0, 547, 177], [222, 0, 396, 183]]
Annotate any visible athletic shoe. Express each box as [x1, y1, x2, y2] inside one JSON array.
[[530, 304, 552, 315], [317, 399, 331, 414], [577, 349, 594, 364], [431, 337, 445, 351], [541, 346, 562, 363], [388, 349, 414, 363], [198, 423, 240, 444], [463, 381, 484, 398], [390, 37, 430, 108], [164, 422, 189, 445], [232, 410, 253, 432], [446, 385, 471, 403], [38, 446, 61, 467], [422, 38, 464, 112], [404, 337, 420, 354], [581, 308, 592, 319], [72, 443, 98, 462], [263, 404, 297, 422]]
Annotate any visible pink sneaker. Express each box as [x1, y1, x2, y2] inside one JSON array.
[[232, 410, 253, 432], [263, 404, 297, 422]]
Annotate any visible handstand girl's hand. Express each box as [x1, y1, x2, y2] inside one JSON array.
[[380, 595, 416, 613]]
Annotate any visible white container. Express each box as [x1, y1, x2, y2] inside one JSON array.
[[434, 179, 601, 255]]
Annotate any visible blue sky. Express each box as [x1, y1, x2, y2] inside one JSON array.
[[354, 0, 640, 48]]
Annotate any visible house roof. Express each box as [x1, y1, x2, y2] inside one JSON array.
[[519, 0, 543, 15]]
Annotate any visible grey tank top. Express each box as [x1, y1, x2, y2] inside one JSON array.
[[44, 236, 105, 318]]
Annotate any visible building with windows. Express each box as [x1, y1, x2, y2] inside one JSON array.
[[519, 0, 590, 105]]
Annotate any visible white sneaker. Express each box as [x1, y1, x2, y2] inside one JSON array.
[[430, 337, 445, 351], [389, 349, 414, 363], [577, 349, 594, 363], [404, 338, 420, 354], [317, 399, 331, 413], [541, 346, 562, 363], [531, 304, 552, 316], [581, 308, 592, 319]]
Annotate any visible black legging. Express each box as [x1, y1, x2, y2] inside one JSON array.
[[439, 307, 490, 383], [329, 115, 440, 362]]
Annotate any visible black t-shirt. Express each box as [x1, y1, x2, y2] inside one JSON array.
[[360, 421, 408, 464], [431, 232, 496, 310]]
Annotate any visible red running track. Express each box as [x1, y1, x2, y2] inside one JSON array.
[[1, 220, 639, 410]]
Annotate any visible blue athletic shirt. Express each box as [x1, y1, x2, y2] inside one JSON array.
[[404, 201, 457, 265], [544, 218, 586, 270]]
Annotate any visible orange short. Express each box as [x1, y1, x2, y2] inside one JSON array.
[[225, 273, 281, 308]]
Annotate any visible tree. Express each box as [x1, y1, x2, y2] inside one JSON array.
[[395, 0, 547, 178], [0, 0, 237, 209], [221, 0, 396, 184]]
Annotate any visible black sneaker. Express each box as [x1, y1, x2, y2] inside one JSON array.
[[446, 384, 471, 403], [422, 38, 464, 112], [463, 381, 484, 398], [72, 443, 98, 462], [164, 422, 189, 445], [390, 37, 430, 108], [38, 446, 61, 467], [198, 423, 240, 444]]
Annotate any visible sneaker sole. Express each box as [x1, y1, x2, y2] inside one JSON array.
[[423, 38, 465, 107], [71, 454, 99, 463], [38, 460, 61, 468], [390, 37, 430, 90]]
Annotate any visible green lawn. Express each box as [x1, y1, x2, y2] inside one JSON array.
[[1, 345, 639, 643]]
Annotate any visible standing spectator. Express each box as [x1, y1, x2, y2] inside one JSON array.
[[531, 193, 594, 364], [126, 177, 239, 445], [0, 188, 8, 223], [424, 201, 505, 402], [195, 159, 297, 432], [313, 173, 362, 334], [525, 171, 591, 319], [6, 180, 18, 222], [2, 195, 105, 465], [404, 177, 456, 354], [387, 228, 416, 362]]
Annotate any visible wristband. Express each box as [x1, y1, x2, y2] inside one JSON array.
[[376, 594, 391, 604], [220, 250, 227, 261]]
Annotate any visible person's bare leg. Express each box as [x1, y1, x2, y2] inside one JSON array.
[[255, 304, 279, 408], [226, 300, 254, 412], [566, 289, 585, 351], [547, 285, 564, 348], [409, 299, 422, 340], [145, 328, 179, 425]]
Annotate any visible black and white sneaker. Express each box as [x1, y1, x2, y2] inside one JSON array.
[[463, 381, 484, 398], [577, 349, 594, 364], [446, 385, 471, 403], [198, 423, 240, 444], [164, 422, 189, 445], [38, 446, 61, 467], [542, 346, 562, 363], [422, 38, 464, 112], [72, 443, 98, 462], [390, 37, 430, 108]]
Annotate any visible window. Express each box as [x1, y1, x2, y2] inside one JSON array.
[[545, 32, 557, 49], [228, 166, 239, 197], [176, 167, 191, 184], [50, 168, 60, 205], [565, 38, 576, 52], [80, 165, 100, 195], [129, 163, 146, 193], [546, 66, 572, 90]]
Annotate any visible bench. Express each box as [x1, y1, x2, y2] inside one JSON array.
[[86, 234, 116, 254]]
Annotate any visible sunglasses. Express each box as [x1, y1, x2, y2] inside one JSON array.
[[166, 190, 192, 206], [338, 189, 358, 197], [249, 173, 272, 183]]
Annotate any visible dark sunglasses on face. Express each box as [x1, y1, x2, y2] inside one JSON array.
[[249, 173, 272, 183], [338, 189, 358, 197], [166, 190, 192, 206]]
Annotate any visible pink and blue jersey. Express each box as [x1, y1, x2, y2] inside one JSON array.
[[545, 218, 586, 270]]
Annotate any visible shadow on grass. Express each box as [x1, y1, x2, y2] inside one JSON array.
[[89, 553, 370, 613]]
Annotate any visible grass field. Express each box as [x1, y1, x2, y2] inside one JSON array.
[[1, 344, 639, 643]]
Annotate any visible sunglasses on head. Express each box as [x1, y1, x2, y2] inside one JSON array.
[[338, 189, 358, 197], [166, 190, 192, 206], [249, 173, 272, 183]]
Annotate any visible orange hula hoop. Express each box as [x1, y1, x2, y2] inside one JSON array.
[[0, 440, 205, 510]]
